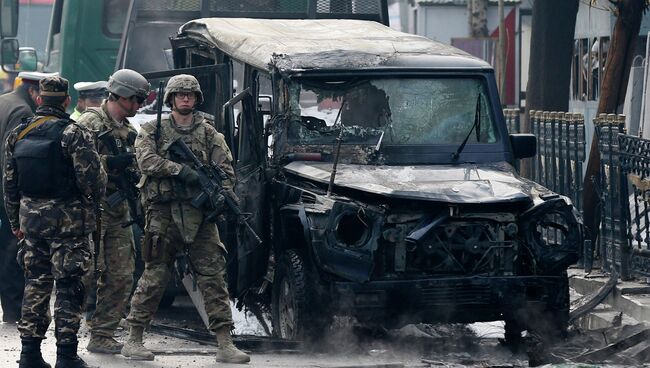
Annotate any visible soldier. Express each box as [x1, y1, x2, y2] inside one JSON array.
[[4, 76, 107, 367], [0, 71, 55, 324], [70, 81, 108, 121], [121, 74, 250, 364], [76, 69, 149, 354]]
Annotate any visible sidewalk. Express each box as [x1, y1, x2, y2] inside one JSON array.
[[568, 267, 650, 327]]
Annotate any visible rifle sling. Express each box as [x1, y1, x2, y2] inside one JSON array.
[[17, 116, 56, 141]]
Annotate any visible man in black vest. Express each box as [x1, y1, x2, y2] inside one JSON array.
[[0, 71, 55, 324], [4, 76, 107, 368]]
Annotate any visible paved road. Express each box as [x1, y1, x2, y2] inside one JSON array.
[[0, 298, 523, 368], [0, 319, 437, 368]]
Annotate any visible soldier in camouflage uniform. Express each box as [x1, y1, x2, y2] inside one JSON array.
[[76, 69, 149, 354], [4, 76, 107, 368], [122, 74, 249, 364]]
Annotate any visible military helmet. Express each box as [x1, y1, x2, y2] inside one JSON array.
[[107, 69, 150, 100], [164, 74, 204, 106]]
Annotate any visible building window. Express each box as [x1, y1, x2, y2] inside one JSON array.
[[573, 37, 609, 102]]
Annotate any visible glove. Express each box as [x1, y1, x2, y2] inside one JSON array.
[[106, 153, 135, 171], [178, 165, 200, 184]]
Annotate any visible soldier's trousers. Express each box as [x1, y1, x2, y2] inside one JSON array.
[[88, 211, 135, 337], [127, 204, 233, 332], [18, 236, 91, 344]]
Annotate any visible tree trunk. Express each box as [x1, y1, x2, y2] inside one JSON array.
[[525, 0, 579, 114], [468, 0, 489, 37], [522, 0, 579, 176], [583, 0, 646, 243]]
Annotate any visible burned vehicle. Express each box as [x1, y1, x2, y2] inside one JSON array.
[[165, 17, 582, 341]]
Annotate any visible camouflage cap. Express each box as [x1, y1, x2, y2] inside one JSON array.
[[39, 76, 69, 97]]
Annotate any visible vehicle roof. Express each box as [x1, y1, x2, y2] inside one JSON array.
[[178, 18, 492, 74]]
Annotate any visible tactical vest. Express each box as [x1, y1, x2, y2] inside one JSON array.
[[13, 118, 79, 199], [141, 116, 212, 204]]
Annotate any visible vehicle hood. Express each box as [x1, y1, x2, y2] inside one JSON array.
[[284, 162, 548, 204]]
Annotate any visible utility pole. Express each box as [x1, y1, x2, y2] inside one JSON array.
[[468, 0, 488, 37], [497, 0, 505, 96]]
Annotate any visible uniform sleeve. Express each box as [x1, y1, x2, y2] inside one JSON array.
[[209, 129, 236, 190], [135, 122, 183, 178], [3, 129, 21, 231], [76, 112, 109, 169], [61, 124, 107, 200]]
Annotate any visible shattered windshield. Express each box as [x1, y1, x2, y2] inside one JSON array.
[[286, 78, 497, 146]]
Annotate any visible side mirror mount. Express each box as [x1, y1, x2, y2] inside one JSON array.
[[0, 0, 19, 38], [510, 133, 536, 159]]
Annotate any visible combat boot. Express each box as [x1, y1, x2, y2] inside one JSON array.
[[17, 337, 51, 368], [55, 342, 92, 368], [86, 334, 123, 354], [120, 326, 154, 361], [215, 327, 250, 364]]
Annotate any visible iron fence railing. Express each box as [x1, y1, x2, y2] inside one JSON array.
[[502, 109, 650, 280], [618, 134, 650, 280], [503, 108, 520, 134], [593, 114, 627, 275], [528, 110, 586, 213]]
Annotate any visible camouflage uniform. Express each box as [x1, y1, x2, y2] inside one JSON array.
[[3, 79, 106, 348], [127, 112, 235, 330], [76, 102, 136, 339]]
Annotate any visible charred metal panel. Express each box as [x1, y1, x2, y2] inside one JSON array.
[[283, 161, 546, 204]]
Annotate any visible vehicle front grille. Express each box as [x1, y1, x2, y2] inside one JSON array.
[[418, 284, 492, 307]]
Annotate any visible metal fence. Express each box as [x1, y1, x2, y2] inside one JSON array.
[[593, 114, 627, 275], [618, 134, 650, 280], [504, 109, 586, 212], [502, 109, 650, 280]]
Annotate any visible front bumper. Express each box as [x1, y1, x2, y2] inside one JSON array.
[[331, 275, 565, 326]]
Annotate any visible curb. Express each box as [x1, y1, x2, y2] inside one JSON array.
[[569, 269, 650, 324]]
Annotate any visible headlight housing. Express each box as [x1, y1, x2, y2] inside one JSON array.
[[519, 197, 582, 274], [334, 208, 371, 247]]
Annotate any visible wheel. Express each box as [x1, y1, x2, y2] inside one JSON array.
[[502, 318, 524, 352], [272, 250, 327, 340], [527, 272, 570, 343]]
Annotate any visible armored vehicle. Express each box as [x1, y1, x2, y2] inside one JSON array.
[[164, 17, 582, 342]]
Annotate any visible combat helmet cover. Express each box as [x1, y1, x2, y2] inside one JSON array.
[[164, 74, 204, 107], [107, 69, 150, 100]]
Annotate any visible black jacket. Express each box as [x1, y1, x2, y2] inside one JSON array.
[[0, 85, 36, 204]]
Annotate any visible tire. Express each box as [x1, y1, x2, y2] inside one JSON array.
[[271, 250, 327, 340], [503, 318, 524, 349], [527, 273, 570, 343]]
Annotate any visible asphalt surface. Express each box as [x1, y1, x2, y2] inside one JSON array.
[[0, 296, 518, 368], [1, 295, 649, 367]]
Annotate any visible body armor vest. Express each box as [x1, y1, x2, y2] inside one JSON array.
[[13, 118, 79, 198]]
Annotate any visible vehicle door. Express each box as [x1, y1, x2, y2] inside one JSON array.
[[228, 64, 271, 296]]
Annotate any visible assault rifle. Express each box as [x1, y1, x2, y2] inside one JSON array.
[[168, 139, 262, 245], [97, 129, 145, 230]]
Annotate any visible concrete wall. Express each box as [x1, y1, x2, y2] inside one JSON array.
[[416, 5, 516, 44]]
